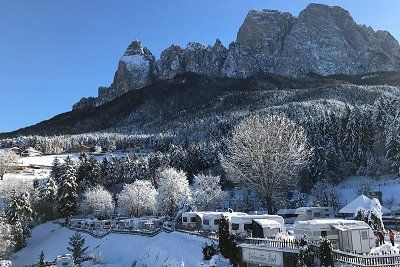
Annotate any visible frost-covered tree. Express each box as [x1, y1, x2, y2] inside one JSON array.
[[118, 180, 157, 217], [176, 194, 196, 221], [56, 156, 78, 222], [310, 181, 343, 212], [79, 185, 114, 219], [156, 168, 190, 217], [288, 190, 309, 209], [35, 176, 57, 221], [319, 237, 334, 267], [368, 198, 385, 231], [386, 123, 400, 175], [0, 179, 33, 208], [77, 155, 101, 191], [38, 249, 45, 267], [0, 150, 19, 180], [192, 174, 225, 211], [222, 115, 312, 213]]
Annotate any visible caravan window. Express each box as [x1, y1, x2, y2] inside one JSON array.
[[214, 219, 221, 225], [183, 217, 187, 222], [203, 219, 210, 225], [314, 212, 321, 217], [321, 231, 327, 237], [190, 217, 196, 223], [231, 224, 239, 231], [244, 224, 252, 231], [361, 231, 368, 240]]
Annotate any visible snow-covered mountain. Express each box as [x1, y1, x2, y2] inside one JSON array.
[[73, 3, 400, 109]]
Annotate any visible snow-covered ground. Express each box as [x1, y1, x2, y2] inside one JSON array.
[[338, 176, 400, 207], [12, 222, 210, 267]]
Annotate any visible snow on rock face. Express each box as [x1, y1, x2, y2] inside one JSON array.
[[110, 40, 159, 97], [74, 3, 400, 108]]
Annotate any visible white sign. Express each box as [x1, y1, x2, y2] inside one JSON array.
[[242, 247, 283, 266]]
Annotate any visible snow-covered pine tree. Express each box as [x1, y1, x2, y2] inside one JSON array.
[[13, 220, 26, 251], [35, 176, 57, 221], [76, 153, 90, 187], [56, 156, 78, 222], [0, 219, 14, 259], [67, 233, 89, 262], [386, 124, 400, 175], [50, 157, 62, 186], [319, 236, 334, 267], [87, 156, 101, 187]]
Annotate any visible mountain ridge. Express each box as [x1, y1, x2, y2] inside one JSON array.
[[72, 3, 400, 110]]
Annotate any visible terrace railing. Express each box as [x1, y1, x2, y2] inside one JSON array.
[[243, 237, 400, 267]]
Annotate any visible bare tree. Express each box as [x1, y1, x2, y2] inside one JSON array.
[[0, 150, 19, 180], [221, 115, 312, 213]]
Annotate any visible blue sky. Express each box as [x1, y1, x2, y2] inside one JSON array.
[[1, 0, 399, 132]]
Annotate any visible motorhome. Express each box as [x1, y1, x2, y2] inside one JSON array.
[[229, 214, 285, 238], [181, 211, 205, 230], [294, 219, 374, 253], [56, 254, 74, 267], [202, 212, 247, 232], [277, 206, 334, 224]]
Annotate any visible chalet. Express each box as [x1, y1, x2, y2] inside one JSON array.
[[277, 206, 334, 224], [21, 147, 42, 157], [338, 195, 391, 218], [294, 219, 374, 253], [202, 211, 247, 232], [7, 147, 22, 156], [230, 214, 285, 238]]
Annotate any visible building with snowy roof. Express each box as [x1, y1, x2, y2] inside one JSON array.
[[338, 195, 391, 218], [294, 219, 375, 253]]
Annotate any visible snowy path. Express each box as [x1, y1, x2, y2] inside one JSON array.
[[12, 222, 210, 267]]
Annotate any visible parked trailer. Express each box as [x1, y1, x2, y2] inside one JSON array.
[[294, 219, 374, 254], [230, 214, 285, 238], [202, 212, 247, 232]]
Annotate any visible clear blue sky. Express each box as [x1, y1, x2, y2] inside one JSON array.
[[1, 0, 399, 132]]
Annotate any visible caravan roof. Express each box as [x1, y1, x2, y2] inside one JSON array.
[[253, 219, 281, 229], [294, 219, 370, 231]]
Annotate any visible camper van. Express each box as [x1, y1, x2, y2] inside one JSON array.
[[202, 212, 247, 232], [294, 219, 374, 253], [181, 212, 205, 230], [229, 214, 285, 238], [278, 207, 334, 224], [56, 254, 74, 267]]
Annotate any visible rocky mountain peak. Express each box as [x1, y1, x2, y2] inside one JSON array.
[[73, 4, 400, 110]]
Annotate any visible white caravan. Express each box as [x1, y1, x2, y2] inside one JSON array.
[[230, 214, 285, 238], [278, 206, 334, 224], [202, 212, 247, 232], [181, 211, 205, 229], [294, 219, 374, 253]]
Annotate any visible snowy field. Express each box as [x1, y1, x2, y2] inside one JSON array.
[[12, 223, 210, 267]]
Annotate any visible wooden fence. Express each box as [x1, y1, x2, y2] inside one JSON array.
[[244, 237, 400, 267]]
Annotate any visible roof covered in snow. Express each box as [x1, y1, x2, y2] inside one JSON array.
[[294, 218, 371, 231], [338, 195, 391, 214], [253, 219, 282, 229]]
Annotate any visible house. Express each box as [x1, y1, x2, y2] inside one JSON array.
[[202, 212, 247, 232], [66, 145, 90, 154], [277, 206, 334, 224], [294, 219, 375, 253], [229, 214, 285, 238], [21, 147, 42, 157], [56, 254, 74, 267], [7, 147, 22, 156], [338, 195, 391, 218], [181, 211, 205, 229]]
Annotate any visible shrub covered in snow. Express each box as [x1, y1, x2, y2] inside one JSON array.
[[192, 174, 225, 211]]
